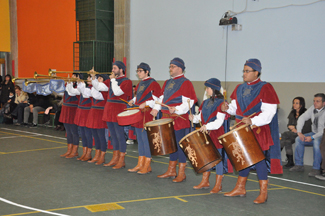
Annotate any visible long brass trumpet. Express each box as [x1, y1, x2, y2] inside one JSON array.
[[48, 69, 112, 76], [24, 79, 51, 86], [34, 72, 85, 82], [12, 77, 35, 82]]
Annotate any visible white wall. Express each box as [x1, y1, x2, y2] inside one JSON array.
[[130, 0, 325, 82]]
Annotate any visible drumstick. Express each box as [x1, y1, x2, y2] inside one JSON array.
[[230, 112, 256, 130], [187, 99, 193, 128], [119, 98, 129, 104], [155, 101, 178, 111], [199, 121, 209, 144], [124, 106, 150, 110]]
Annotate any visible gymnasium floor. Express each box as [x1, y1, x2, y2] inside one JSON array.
[[0, 124, 324, 216]]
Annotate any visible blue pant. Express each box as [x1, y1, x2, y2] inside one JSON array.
[[239, 160, 268, 180], [91, 128, 107, 152], [215, 148, 224, 175], [64, 123, 79, 145], [170, 128, 187, 163], [107, 122, 127, 153], [135, 127, 151, 158], [79, 126, 93, 148], [294, 132, 322, 170]]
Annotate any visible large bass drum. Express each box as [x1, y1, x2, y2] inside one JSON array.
[[218, 124, 265, 171], [179, 129, 222, 174], [144, 118, 177, 156]]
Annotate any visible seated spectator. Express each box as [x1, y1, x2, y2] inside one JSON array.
[[315, 129, 325, 180], [290, 93, 325, 177], [281, 97, 311, 168], [43, 93, 63, 127], [23, 92, 52, 128], [54, 97, 64, 131], [10, 87, 29, 125], [0, 74, 14, 107]]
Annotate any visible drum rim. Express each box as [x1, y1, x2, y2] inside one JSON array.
[[117, 109, 140, 116], [218, 123, 250, 139], [179, 129, 203, 144], [144, 118, 174, 126]]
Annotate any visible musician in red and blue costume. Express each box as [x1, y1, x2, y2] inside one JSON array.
[[66, 75, 93, 162], [91, 61, 133, 169], [151, 57, 197, 183], [222, 58, 282, 204], [127, 62, 161, 174], [59, 73, 80, 159], [189, 78, 227, 193]]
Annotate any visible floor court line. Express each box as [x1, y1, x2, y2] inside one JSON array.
[[1, 128, 67, 140]]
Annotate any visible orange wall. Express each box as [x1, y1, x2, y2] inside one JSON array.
[[0, 0, 10, 52], [17, 0, 75, 77]]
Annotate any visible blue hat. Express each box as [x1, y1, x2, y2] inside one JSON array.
[[113, 61, 126, 71], [204, 78, 221, 91], [244, 58, 262, 72], [73, 72, 83, 80], [96, 74, 109, 81], [137, 62, 151, 72], [170, 57, 185, 71]]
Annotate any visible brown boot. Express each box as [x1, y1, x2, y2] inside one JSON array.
[[95, 151, 106, 165], [157, 161, 177, 179], [88, 149, 101, 163], [224, 176, 247, 197], [103, 150, 120, 167], [112, 152, 126, 169], [210, 175, 223, 193], [77, 147, 87, 161], [128, 156, 145, 172], [193, 171, 210, 189], [173, 163, 187, 183], [81, 148, 92, 161], [66, 145, 79, 158], [60, 144, 73, 157], [253, 180, 268, 204], [138, 157, 152, 174]]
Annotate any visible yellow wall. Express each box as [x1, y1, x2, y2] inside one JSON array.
[[0, 0, 11, 52]]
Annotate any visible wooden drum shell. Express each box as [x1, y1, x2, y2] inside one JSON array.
[[144, 118, 177, 156], [179, 129, 222, 174], [218, 124, 265, 171]]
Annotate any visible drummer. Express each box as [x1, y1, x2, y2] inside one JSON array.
[[189, 78, 226, 193], [222, 58, 282, 204], [127, 62, 161, 174], [91, 61, 133, 169], [151, 57, 197, 182]]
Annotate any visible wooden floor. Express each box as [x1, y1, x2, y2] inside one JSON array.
[[0, 124, 325, 216]]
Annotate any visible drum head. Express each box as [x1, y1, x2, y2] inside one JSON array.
[[144, 118, 173, 127], [117, 109, 140, 116], [218, 124, 250, 139]]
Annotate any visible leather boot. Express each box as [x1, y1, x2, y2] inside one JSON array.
[[81, 148, 92, 161], [95, 151, 106, 165], [173, 163, 187, 183], [283, 154, 295, 169], [113, 152, 126, 169], [157, 161, 177, 179], [138, 157, 152, 174], [224, 176, 247, 197], [88, 149, 101, 163], [77, 147, 87, 161], [254, 180, 268, 204], [66, 145, 79, 158], [193, 171, 210, 189], [103, 150, 120, 167], [60, 144, 73, 157], [128, 156, 145, 172], [210, 175, 223, 193]]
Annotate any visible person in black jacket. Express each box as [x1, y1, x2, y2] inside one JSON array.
[[0, 74, 15, 107], [23, 92, 52, 127]]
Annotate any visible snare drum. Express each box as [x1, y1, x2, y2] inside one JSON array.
[[117, 109, 143, 126], [179, 129, 222, 174], [218, 124, 265, 171], [144, 118, 177, 156]]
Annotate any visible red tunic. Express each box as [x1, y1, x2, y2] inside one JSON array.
[[160, 75, 197, 130], [132, 77, 161, 128], [59, 90, 79, 124], [230, 79, 280, 151], [102, 76, 133, 122], [86, 92, 108, 129], [74, 94, 92, 127]]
